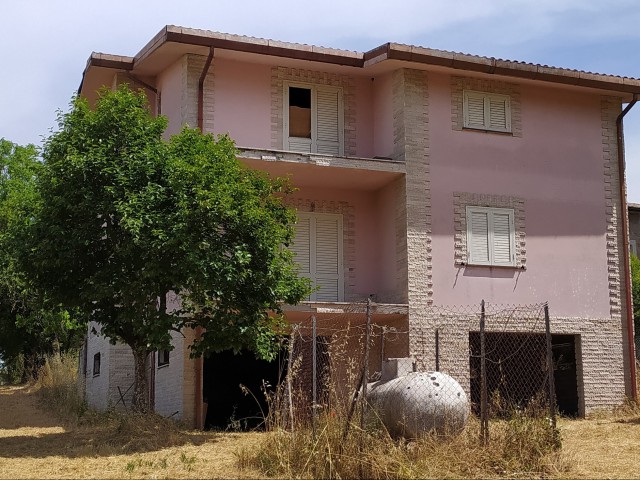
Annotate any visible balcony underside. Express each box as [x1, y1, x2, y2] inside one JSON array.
[[238, 147, 404, 191]]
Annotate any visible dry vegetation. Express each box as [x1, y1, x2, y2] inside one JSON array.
[[0, 357, 639, 479]]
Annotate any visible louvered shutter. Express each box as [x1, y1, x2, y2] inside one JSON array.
[[463, 90, 512, 133], [468, 210, 490, 264], [314, 88, 342, 156], [291, 213, 344, 301], [314, 216, 342, 301], [464, 92, 486, 129], [487, 95, 511, 132], [491, 211, 514, 265], [466, 207, 515, 266]]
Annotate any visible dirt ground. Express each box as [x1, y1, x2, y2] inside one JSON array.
[[1, 384, 639, 479]]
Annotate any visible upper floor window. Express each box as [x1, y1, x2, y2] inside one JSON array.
[[284, 83, 344, 156], [466, 206, 516, 267], [463, 90, 512, 133]]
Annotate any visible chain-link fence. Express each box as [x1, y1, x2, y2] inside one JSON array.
[[278, 299, 557, 445]]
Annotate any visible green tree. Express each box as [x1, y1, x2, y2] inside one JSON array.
[[26, 86, 309, 410], [0, 139, 83, 382]]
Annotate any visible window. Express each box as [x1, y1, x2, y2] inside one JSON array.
[[290, 212, 344, 301], [93, 352, 101, 377], [463, 90, 512, 133], [631, 239, 637, 257], [466, 206, 516, 266], [157, 349, 170, 367], [284, 83, 344, 156]]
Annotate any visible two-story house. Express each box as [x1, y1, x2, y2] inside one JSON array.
[[78, 26, 638, 427]]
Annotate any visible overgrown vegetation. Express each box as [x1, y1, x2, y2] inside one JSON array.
[[238, 407, 563, 479]]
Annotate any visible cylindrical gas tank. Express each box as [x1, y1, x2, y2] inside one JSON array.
[[367, 371, 469, 438]]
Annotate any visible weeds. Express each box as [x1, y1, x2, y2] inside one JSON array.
[[36, 351, 87, 422]]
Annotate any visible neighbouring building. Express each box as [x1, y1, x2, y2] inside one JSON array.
[[78, 26, 639, 426], [629, 203, 640, 257]]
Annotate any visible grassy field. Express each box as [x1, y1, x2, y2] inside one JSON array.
[[0, 384, 639, 479]]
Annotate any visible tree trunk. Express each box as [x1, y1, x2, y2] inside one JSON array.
[[131, 347, 151, 412]]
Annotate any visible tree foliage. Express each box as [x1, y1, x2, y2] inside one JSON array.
[[0, 139, 83, 382], [25, 86, 309, 408]]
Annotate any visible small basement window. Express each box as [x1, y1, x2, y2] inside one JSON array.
[[93, 352, 101, 377], [158, 349, 170, 367]]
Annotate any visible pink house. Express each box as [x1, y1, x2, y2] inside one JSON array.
[[78, 26, 638, 426]]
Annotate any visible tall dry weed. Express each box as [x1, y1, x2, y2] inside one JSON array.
[[37, 351, 87, 422]]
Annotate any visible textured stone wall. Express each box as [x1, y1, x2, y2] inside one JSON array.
[[183, 54, 215, 132], [392, 69, 432, 358], [601, 95, 633, 395]]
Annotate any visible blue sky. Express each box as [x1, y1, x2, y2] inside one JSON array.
[[1, 0, 639, 200]]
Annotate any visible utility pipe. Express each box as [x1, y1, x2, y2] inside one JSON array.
[[616, 93, 638, 402], [198, 47, 215, 131]]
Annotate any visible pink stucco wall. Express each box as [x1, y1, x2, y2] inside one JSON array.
[[212, 58, 273, 148], [428, 72, 610, 318], [372, 72, 394, 159], [210, 57, 379, 157], [157, 58, 184, 138]]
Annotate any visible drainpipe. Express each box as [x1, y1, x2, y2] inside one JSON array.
[[616, 93, 638, 402], [198, 47, 215, 132]]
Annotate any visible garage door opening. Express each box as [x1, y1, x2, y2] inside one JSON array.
[[202, 349, 286, 431], [469, 332, 579, 417]]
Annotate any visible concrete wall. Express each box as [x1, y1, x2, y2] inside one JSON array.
[[154, 329, 185, 417], [85, 322, 111, 411]]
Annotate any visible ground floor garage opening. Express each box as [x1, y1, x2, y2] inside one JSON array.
[[469, 332, 579, 417], [202, 349, 286, 431]]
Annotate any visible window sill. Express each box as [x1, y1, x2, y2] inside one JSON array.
[[462, 127, 513, 136], [462, 262, 525, 270], [157, 363, 170, 369]]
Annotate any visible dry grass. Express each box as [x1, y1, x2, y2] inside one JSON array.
[[0, 384, 264, 479]]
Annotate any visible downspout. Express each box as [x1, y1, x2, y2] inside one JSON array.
[[616, 93, 638, 402], [197, 47, 215, 132]]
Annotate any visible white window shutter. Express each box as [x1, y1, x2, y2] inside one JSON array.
[[487, 96, 511, 132], [468, 210, 490, 264], [466, 207, 515, 266], [291, 213, 344, 302], [464, 92, 486, 129], [463, 90, 512, 133], [314, 87, 343, 156], [491, 211, 514, 265]]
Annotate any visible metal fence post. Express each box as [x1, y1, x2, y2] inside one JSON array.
[[361, 297, 372, 430], [435, 328, 440, 372], [286, 326, 296, 435], [312, 315, 317, 441], [480, 299, 488, 445], [544, 304, 557, 439]]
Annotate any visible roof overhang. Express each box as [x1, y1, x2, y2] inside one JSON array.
[[79, 25, 640, 101]]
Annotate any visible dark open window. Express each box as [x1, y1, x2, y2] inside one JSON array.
[[158, 349, 170, 367], [93, 352, 101, 376], [289, 87, 311, 138]]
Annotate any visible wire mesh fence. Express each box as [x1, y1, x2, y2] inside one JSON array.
[[276, 298, 558, 446]]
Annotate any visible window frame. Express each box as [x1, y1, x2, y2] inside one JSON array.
[[465, 206, 516, 267], [631, 239, 637, 257], [463, 90, 512, 133], [93, 352, 101, 377], [283, 81, 344, 156], [157, 349, 170, 368]]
